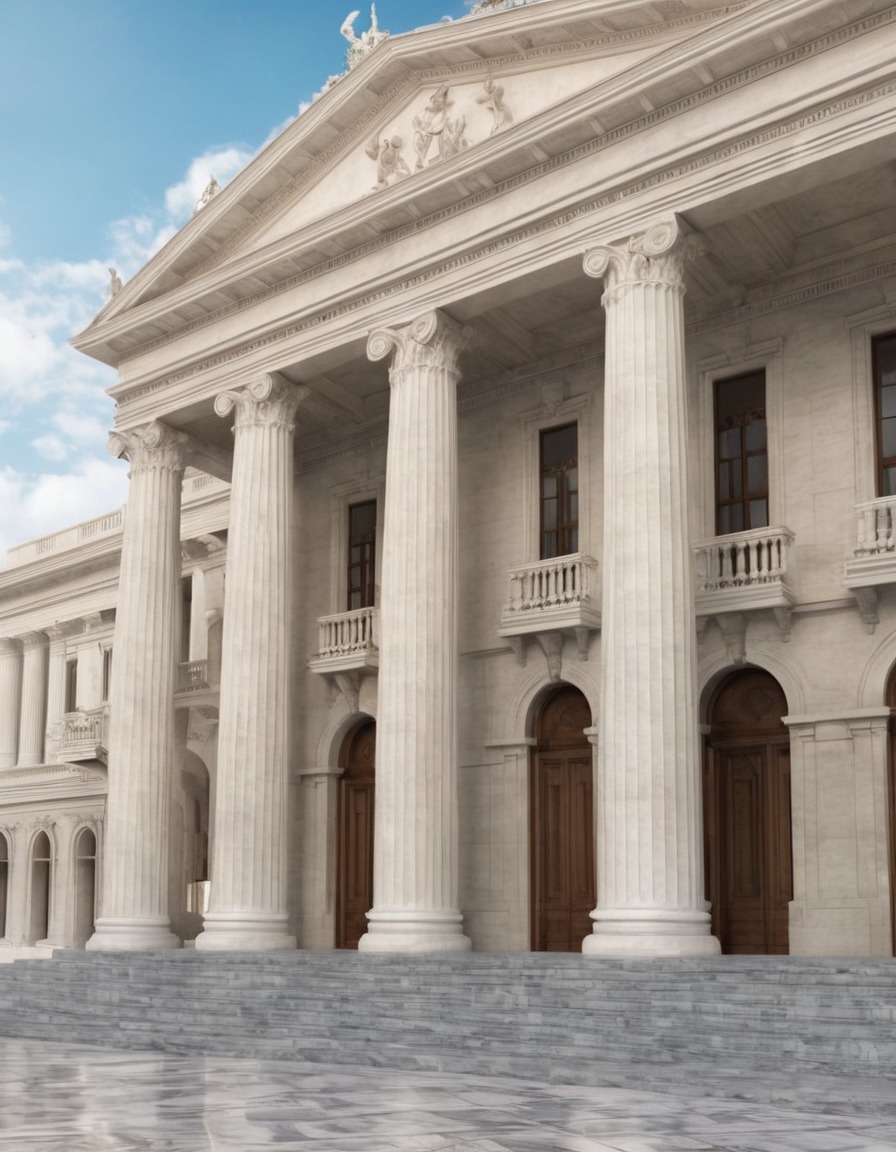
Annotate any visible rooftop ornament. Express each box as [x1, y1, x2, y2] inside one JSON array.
[[340, 4, 389, 70]]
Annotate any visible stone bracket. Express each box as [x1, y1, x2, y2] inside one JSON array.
[[849, 586, 879, 634]]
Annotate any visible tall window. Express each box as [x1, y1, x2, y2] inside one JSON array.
[[715, 371, 768, 535], [540, 423, 578, 558], [64, 658, 78, 713], [347, 501, 376, 610], [102, 648, 113, 703], [873, 332, 896, 496]]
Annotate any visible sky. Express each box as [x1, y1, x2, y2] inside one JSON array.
[[0, 0, 485, 563]]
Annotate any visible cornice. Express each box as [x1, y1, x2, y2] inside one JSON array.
[[94, 1, 890, 373], [114, 71, 896, 415]]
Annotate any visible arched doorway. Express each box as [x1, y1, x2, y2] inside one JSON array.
[[704, 668, 792, 954], [531, 685, 595, 952], [29, 830, 52, 945], [336, 718, 375, 949], [73, 828, 97, 948]]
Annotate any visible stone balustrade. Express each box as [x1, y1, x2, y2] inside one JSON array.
[[852, 496, 896, 556], [694, 526, 795, 619], [6, 510, 124, 568], [499, 553, 600, 638], [176, 659, 210, 693], [61, 708, 107, 762], [308, 607, 380, 676]]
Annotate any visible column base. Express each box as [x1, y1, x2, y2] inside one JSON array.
[[195, 912, 296, 952], [86, 918, 181, 952], [359, 910, 472, 954], [583, 908, 721, 957]]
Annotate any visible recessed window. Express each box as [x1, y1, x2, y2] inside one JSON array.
[[540, 424, 579, 559], [102, 648, 113, 703], [715, 371, 768, 535], [347, 500, 376, 611], [64, 658, 78, 713], [873, 332, 896, 497]]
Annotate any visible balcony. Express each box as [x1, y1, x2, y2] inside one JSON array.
[[176, 659, 210, 694], [694, 527, 795, 648], [61, 708, 107, 764], [498, 553, 600, 675], [308, 607, 379, 712], [843, 496, 896, 632]]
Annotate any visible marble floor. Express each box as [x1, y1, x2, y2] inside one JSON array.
[[0, 1038, 894, 1152]]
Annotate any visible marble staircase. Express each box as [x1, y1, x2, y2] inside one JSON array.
[[0, 952, 894, 1116]]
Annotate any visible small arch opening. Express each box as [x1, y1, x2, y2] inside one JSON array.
[[29, 830, 52, 945], [73, 828, 97, 948]]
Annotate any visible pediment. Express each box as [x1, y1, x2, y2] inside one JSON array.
[[226, 49, 658, 262], [76, 0, 763, 363]]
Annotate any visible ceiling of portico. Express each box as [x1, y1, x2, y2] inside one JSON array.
[[160, 154, 896, 467]]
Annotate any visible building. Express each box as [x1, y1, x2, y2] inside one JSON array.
[[0, 0, 895, 962]]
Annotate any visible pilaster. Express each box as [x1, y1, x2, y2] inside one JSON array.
[[44, 624, 77, 763], [0, 640, 22, 770], [196, 374, 306, 951], [88, 420, 187, 951], [359, 310, 471, 953], [583, 218, 719, 956], [17, 632, 48, 767]]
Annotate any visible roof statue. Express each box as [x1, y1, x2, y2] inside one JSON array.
[[194, 176, 220, 215], [107, 268, 123, 298], [340, 4, 388, 70]]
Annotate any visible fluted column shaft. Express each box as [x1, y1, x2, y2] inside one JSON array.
[[583, 218, 719, 956], [0, 640, 22, 770], [17, 632, 48, 767], [87, 421, 186, 951], [359, 310, 471, 953], [196, 374, 304, 951]]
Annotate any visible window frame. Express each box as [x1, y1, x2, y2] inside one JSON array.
[[539, 422, 579, 559], [872, 330, 896, 497], [713, 370, 769, 536]]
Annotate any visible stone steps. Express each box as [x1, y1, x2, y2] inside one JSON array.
[[0, 951, 893, 1115]]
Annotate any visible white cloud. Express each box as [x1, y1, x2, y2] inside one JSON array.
[[0, 457, 130, 566], [164, 146, 253, 221], [51, 409, 107, 447], [31, 433, 68, 461]]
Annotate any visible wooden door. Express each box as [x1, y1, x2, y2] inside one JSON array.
[[336, 720, 375, 950], [532, 687, 595, 952], [705, 670, 792, 954]]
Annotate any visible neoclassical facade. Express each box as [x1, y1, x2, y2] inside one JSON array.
[[1, 0, 896, 959]]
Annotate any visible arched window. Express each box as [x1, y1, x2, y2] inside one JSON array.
[[29, 831, 52, 945], [73, 828, 97, 948]]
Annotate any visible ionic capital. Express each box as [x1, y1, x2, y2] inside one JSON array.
[[108, 420, 189, 475], [214, 374, 309, 432], [367, 309, 469, 380], [583, 217, 705, 301]]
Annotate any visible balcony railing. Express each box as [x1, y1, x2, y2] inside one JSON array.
[[61, 708, 107, 762], [694, 526, 795, 616], [308, 607, 379, 675], [499, 553, 601, 637], [176, 659, 210, 693], [843, 497, 896, 631]]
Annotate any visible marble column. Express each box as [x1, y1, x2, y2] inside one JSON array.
[[196, 374, 305, 951], [582, 217, 719, 956], [44, 625, 73, 763], [359, 310, 472, 953], [17, 632, 48, 767], [87, 421, 187, 951], [0, 640, 22, 770]]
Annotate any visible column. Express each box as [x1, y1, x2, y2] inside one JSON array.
[[359, 309, 472, 953], [17, 632, 48, 766], [87, 420, 187, 951], [44, 624, 74, 763], [196, 374, 305, 951], [583, 217, 719, 956], [0, 640, 22, 769]]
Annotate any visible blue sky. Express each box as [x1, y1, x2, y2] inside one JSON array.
[[0, 0, 473, 561]]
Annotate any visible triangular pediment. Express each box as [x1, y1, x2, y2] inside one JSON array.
[[75, 0, 761, 363]]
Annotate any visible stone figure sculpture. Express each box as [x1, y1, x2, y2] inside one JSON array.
[[366, 134, 411, 189], [341, 4, 388, 70], [412, 86, 469, 169], [475, 76, 513, 134], [107, 268, 123, 298], [194, 177, 220, 214]]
